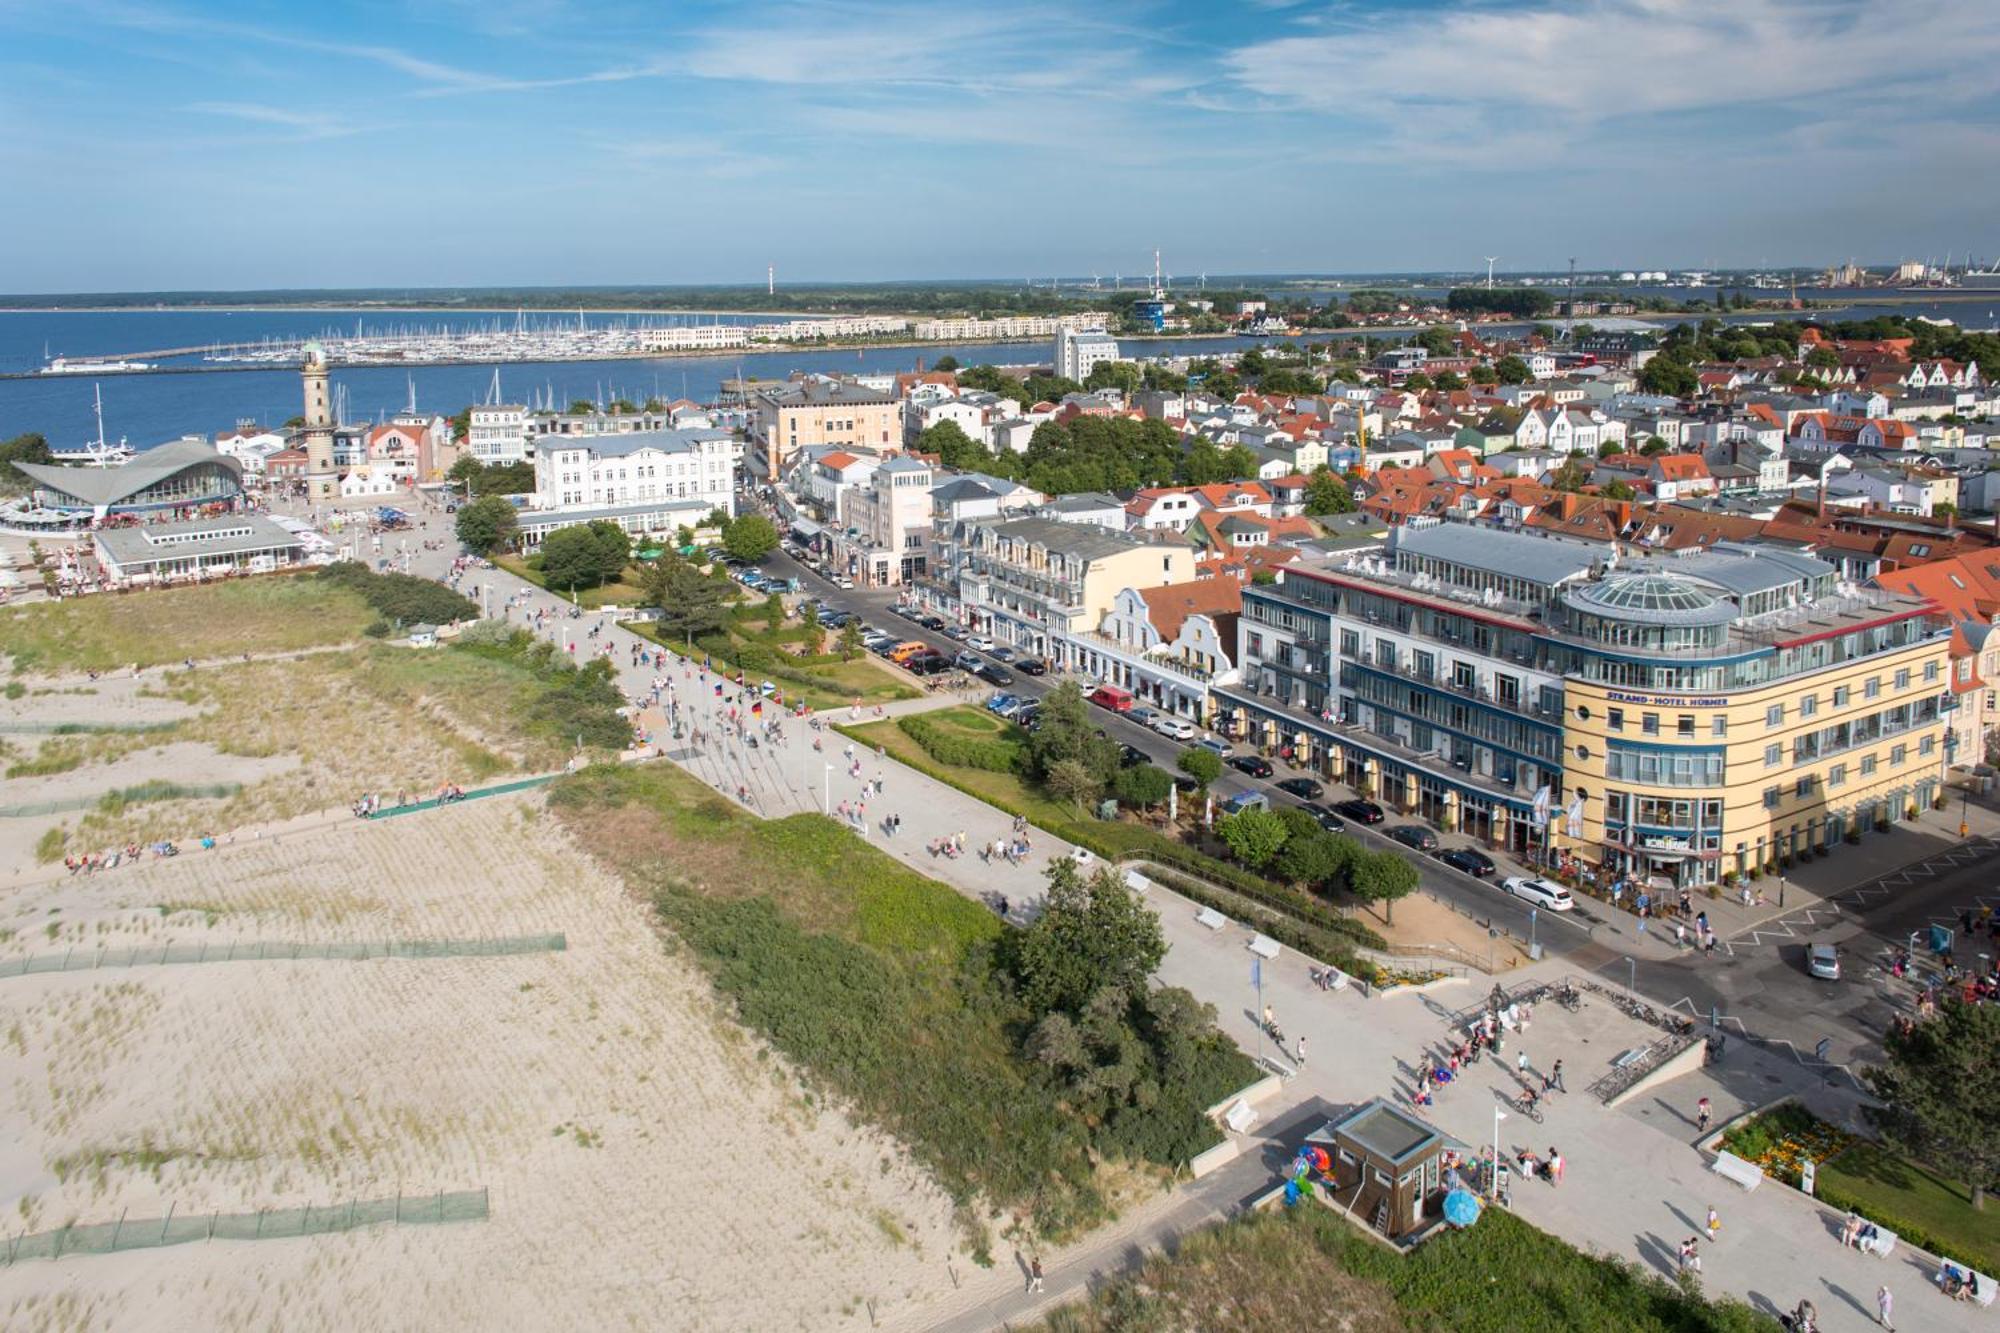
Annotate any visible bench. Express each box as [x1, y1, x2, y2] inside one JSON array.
[[1856, 1225, 1897, 1258], [1123, 869, 1151, 894], [1247, 934, 1282, 960], [1222, 1099, 1258, 1134], [1195, 906, 1229, 931], [1709, 1149, 1763, 1192], [1322, 967, 1350, 991], [1611, 1047, 1647, 1069], [1937, 1263, 1998, 1307]]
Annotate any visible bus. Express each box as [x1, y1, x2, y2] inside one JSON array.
[[1088, 684, 1135, 713]]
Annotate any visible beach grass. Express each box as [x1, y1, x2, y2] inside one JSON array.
[[2, 576, 375, 675]]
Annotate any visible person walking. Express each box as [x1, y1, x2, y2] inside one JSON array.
[[1295, 1036, 1307, 1068], [1705, 1205, 1720, 1241], [1695, 1096, 1712, 1134], [1029, 1257, 1045, 1293], [1517, 1049, 1530, 1080], [1546, 1147, 1563, 1185], [1543, 1059, 1564, 1094], [1876, 1283, 1893, 1330]]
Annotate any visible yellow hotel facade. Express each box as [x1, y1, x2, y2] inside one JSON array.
[[1223, 521, 1951, 889]]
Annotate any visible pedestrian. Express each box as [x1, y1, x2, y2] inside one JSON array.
[[1029, 1257, 1044, 1293], [1546, 1147, 1563, 1185], [1876, 1283, 1893, 1330], [1696, 1096, 1712, 1134], [1705, 1204, 1720, 1241], [1681, 1237, 1702, 1274], [1517, 1050, 1530, 1079], [1295, 1036, 1307, 1068]]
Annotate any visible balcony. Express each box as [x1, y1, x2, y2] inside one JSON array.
[[1070, 631, 1226, 683]]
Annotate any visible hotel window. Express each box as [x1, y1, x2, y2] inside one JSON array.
[[1766, 703, 1784, 727], [1833, 686, 1849, 708], [1891, 744, 1908, 766], [1340, 630, 1360, 658], [1763, 786, 1782, 810], [1764, 743, 1782, 767], [1828, 764, 1847, 788], [1710, 717, 1728, 738], [1895, 669, 1911, 690], [1925, 660, 1941, 682], [1921, 735, 1937, 756], [1607, 708, 1624, 731], [1452, 661, 1475, 691], [1861, 755, 1877, 776], [1865, 676, 1881, 699], [1678, 715, 1696, 737], [1642, 713, 1659, 736], [1799, 695, 1818, 719], [1794, 776, 1815, 798]]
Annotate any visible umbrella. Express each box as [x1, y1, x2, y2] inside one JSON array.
[[1443, 1189, 1482, 1229]]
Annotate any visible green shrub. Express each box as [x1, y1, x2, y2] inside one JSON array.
[[318, 562, 476, 626], [898, 715, 1025, 773]]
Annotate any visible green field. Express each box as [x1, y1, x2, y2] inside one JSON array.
[[1820, 1144, 2000, 1275], [1037, 1198, 1763, 1332], [549, 762, 1255, 1249], [2, 576, 375, 674], [494, 553, 649, 610], [629, 619, 918, 711]]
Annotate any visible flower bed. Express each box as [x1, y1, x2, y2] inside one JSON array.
[[1717, 1101, 1853, 1187]]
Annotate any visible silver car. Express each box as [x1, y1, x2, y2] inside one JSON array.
[[1806, 944, 1841, 981]]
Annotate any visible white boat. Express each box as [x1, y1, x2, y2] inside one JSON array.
[[48, 386, 136, 466], [43, 357, 155, 374]]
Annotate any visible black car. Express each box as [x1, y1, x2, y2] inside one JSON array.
[[977, 663, 1015, 686], [1386, 824, 1439, 853], [1118, 743, 1149, 768], [919, 615, 947, 631], [907, 653, 952, 675], [1228, 754, 1275, 779], [1436, 847, 1496, 878], [1333, 798, 1386, 825], [1275, 776, 1324, 800], [1015, 657, 1049, 676]]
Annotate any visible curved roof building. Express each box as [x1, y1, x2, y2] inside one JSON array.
[[13, 439, 244, 517]]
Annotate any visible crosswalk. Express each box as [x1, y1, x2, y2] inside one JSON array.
[[1721, 835, 1998, 954]]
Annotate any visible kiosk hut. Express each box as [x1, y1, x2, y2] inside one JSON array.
[[1306, 1098, 1467, 1242]]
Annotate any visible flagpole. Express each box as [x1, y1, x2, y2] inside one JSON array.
[[1493, 1107, 1506, 1200]]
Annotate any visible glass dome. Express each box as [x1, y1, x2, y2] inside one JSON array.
[[1564, 573, 1737, 630]]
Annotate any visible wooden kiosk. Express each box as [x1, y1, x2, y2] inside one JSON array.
[[1306, 1098, 1466, 1241]]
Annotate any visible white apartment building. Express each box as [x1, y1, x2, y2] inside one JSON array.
[[468, 404, 531, 463], [835, 456, 934, 587], [748, 316, 910, 341], [1056, 325, 1120, 382], [532, 427, 741, 516], [636, 324, 750, 352], [905, 395, 993, 448], [911, 311, 1114, 341]]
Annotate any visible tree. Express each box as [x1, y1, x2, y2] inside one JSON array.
[[1640, 436, 1671, 456], [447, 407, 471, 443], [1304, 467, 1356, 515], [1864, 998, 2000, 1209], [1935, 501, 1959, 522], [447, 454, 484, 486], [1493, 355, 1531, 385], [0, 432, 52, 496], [1009, 859, 1166, 1018], [1549, 457, 1592, 493], [455, 496, 518, 554], [1083, 361, 1142, 394], [836, 619, 864, 661], [1402, 372, 1434, 391], [1112, 764, 1172, 810], [568, 398, 598, 414], [1027, 682, 1119, 787], [723, 513, 779, 563], [915, 419, 988, 470], [608, 398, 638, 414], [539, 523, 627, 591], [1468, 363, 1498, 386], [1601, 480, 1637, 501], [931, 354, 960, 372], [1431, 371, 1464, 391], [1277, 832, 1353, 890], [1349, 849, 1417, 924], [1805, 345, 1841, 371], [1218, 808, 1289, 869], [763, 591, 785, 632], [1638, 357, 1699, 398], [640, 551, 734, 642], [799, 601, 824, 654], [1046, 757, 1105, 811], [1176, 746, 1222, 793]]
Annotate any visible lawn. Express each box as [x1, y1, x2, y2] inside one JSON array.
[[549, 761, 1255, 1250], [628, 621, 918, 711], [2, 576, 375, 674], [1038, 1198, 1764, 1333], [495, 553, 648, 609]]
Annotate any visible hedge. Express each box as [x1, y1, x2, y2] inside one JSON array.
[[1140, 862, 1378, 984], [897, 715, 1025, 774]]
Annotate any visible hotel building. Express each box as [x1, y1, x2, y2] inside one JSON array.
[[1219, 521, 1951, 889]]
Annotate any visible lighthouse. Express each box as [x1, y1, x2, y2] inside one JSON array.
[[301, 343, 337, 501]]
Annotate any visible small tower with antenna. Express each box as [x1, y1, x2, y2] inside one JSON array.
[[767, 264, 774, 296]]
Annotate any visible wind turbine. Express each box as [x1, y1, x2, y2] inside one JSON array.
[[1483, 256, 1498, 290]]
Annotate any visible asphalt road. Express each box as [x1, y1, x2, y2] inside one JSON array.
[[756, 542, 1590, 959]]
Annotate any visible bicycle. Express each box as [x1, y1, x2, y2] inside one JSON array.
[[1516, 1092, 1545, 1124]]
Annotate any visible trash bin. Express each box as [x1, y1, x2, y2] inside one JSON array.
[[1527, 942, 1544, 961]]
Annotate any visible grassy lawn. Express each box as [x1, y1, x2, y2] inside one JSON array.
[[495, 553, 648, 609], [1821, 1143, 2000, 1275], [628, 622, 918, 711], [1038, 1198, 1763, 1332], [549, 761, 1255, 1251], [3, 576, 374, 674]]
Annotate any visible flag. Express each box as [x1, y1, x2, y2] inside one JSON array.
[[1565, 794, 1585, 838], [751, 699, 763, 717], [1531, 784, 1552, 829], [1251, 958, 1262, 991]]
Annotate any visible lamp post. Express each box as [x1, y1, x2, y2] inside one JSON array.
[[1623, 954, 1636, 997], [823, 763, 832, 814]]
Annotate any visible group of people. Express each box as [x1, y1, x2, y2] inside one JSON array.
[[61, 840, 184, 874]]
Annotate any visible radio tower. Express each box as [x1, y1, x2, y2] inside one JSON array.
[[1152, 248, 1165, 299], [767, 264, 774, 296]]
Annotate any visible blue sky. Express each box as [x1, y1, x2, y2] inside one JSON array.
[[2, 0, 1998, 292]]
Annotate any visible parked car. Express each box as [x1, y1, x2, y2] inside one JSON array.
[[976, 663, 1014, 686], [1221, 790, 1270, 815], [1015, 705, 1042, 730], [944, 624, 969, 641], [1228, 754, 1274, 778], [906, 652, 951, 675], [966, 635, 996, 653], [1149, 716, 1197, 741], [1195, 736, 1232, 757], [1386, 825, 1439, 853], [1500, 875, 1575, 911], [1301, 804, 1345, 833], [952, 652, 984, 672], [1332, 798, 1385, 825], [990, 646, 1017, 663], [1118, 744, 1149, 768], [1275, 777, 1325, 800], [1015, 657, 1048, 676], [985, 693, 1022, 717], [919, 615, 946, 631], [1806, 943, 1841, 981], [834, 577, 855, 589], [1129, 705, 1158, 727], [1435, 847, 1496, 878]]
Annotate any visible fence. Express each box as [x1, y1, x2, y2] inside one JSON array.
[[0, 934, 567, 980], [1, 1188, 488, 1264], [0, 783, 242, 819]]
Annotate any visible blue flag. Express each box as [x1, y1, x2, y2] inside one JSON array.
[[1251, 957, 1262, 990]]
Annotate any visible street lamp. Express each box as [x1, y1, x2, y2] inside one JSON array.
[[1622, 954, 1636, 997]]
